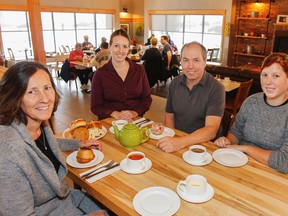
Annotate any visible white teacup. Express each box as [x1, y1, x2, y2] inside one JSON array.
[[126, 151, 146, 170], [178, 174, 207, 196], [223, 77, 230, 82], [189, 145, 206, 163], [112, 119, 128, 131]]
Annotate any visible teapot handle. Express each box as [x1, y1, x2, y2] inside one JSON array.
[[141, 127, 150, 143]]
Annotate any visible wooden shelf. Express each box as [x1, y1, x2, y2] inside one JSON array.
[[236, 35, 268, 40], [238, 17, 271, 21], [234, 52, 266, 58]]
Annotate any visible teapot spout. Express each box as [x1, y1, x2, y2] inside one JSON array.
[[113, 125, 120, 140]]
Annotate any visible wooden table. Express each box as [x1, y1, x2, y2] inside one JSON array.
[[63, 118, 288, 215], [219, 79, 241, 92], [70, 61, 94, 68]]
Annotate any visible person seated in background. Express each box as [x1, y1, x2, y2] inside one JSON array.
[[88, 42, 111, 83], [91, 42, 110, 69], [68, 43, 91, 90], [141, 37, 162, 88], [95, 37, 107, 53], [157, 41, 225, 153], [214, 53, 288, 174], [82, 35, 94, 51], [167, 35, 177, 52], [0, 61, 108, 216], [90, 29, 152, 121]]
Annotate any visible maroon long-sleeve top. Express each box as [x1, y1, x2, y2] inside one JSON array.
[[90, 58, 152, 120]]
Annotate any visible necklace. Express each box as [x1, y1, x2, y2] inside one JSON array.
[[38, 127, 48, 150]]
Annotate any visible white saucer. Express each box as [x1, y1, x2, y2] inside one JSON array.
[[182, 151, 213, 166], [177, 183, 214, 203], [149, 127, 175, 140], [120, 158, 152, 174], [66, 149, 104, 168], [109, 126, 114, 134]]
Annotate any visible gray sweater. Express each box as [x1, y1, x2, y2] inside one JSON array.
[[0, 121, 96, 215], [231, 93, 288, 173]]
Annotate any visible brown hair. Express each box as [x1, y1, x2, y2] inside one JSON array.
[[0, 61, 60, 125], [161, 35, 168, 41], [109, 29, 130, 45], [180, 41, 207, 61], [261, 53, 288, 77]]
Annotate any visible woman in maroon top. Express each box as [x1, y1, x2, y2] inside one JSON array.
[[90, 29, 152, 120]]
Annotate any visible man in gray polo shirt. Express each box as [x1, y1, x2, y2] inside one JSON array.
[[157, 41, 225, 153]]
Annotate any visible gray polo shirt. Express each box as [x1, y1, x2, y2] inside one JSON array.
[[166, 71, 225, 133]]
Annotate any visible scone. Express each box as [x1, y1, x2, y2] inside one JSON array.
[[73, 127, 89, 140], [88, 128, 105, 139], [76, 148, 95, 163]]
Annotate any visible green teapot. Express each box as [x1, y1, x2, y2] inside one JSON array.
[[113, 123, 150, 147]]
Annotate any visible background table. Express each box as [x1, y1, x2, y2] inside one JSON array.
[[63, 118, 288, 215]]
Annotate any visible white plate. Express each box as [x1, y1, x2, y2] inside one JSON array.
[[149, 127, 175, 140], [182, 151, 213, 166], [120, 158, 152, 174], [62, 126, 107, 140], [109, 126, 114, 134], [133, 186, 181, 216], [66, 149, 104, 168], [212, 148, 248, 167], [177, 183, 214, 203]]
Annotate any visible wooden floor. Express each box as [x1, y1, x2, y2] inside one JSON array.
[[50, 77, 167, 134]]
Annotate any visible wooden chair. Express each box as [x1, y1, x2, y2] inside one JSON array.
[[215, 110, 235, 138], [225, 79, 253, 116], [207, 48, 220, 62], [7, 48, 15, 61]]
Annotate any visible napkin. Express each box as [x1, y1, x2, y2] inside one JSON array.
[[79, 161, 121, 183]]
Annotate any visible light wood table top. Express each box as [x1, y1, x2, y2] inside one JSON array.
[[70, 60, 93, 68], [63, 118, 288, 215], [219, 79, 241, 92]]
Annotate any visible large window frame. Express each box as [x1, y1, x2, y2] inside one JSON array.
[[148, 10, 226, 60], [0, 7, 115, 59]]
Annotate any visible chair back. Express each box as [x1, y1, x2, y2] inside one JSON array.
[[7, 48, 15, 61], [232, 79, 253, 115], [215, 110, 235, 138]]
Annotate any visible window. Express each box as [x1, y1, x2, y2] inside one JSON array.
[[0, 11, 32, 59], [150, 12, 224, 57], [0, 10, 114, 58], [42, 12, 113, 53]]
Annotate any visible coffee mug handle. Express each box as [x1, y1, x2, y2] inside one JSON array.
[[178, 180, 187, 193]]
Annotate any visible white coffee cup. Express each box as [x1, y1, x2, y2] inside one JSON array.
[[126, 151, 146, 170], [224, 77, 230, 82], [189, 145, 206, 163], [178, 174, 207, 196], [112, 119, 128, 131]]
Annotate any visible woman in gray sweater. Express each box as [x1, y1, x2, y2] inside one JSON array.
[[214, 53, 288, 174], [0, 62, 108, 215]]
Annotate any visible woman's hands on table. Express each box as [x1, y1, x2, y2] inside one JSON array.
[[111, 110, 138, 121], [79, 139, 102, 150], [214, 136, 231, 147]]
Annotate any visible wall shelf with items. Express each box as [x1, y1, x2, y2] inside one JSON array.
[[233, 1, 273, 67]]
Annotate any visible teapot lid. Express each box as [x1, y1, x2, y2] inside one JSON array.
[[123, 122, 138, 130]]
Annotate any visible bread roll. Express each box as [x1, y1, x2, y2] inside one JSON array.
[[69, 119, 87, 130], [73, 127, 89, 140], [76, 148, 95, 163], [86, 120, 102, 129]]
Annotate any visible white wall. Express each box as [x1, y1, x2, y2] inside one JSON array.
[[144, 0, 233, 65]]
